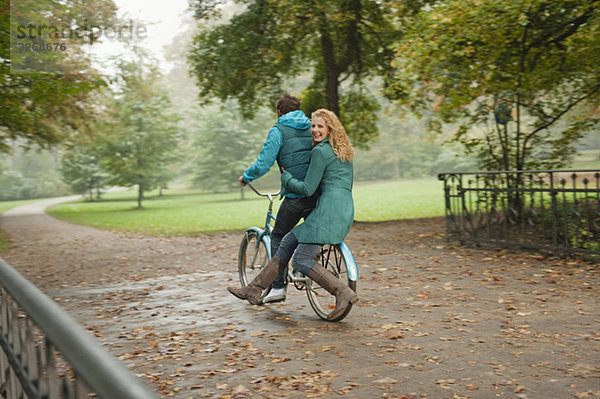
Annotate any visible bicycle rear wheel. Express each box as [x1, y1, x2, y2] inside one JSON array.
[[306, 244, 357, 322], [238, 230, 269, 287]]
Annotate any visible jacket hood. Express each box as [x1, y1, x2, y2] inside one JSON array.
[[278, 110, 311, 130]]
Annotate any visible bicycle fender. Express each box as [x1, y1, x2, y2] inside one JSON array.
[[339, 241, 359, 281], [246, 227, 272, 259], [263, 235, 272, 259]]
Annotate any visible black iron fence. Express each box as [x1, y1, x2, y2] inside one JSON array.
[[0, 257, 158, 399], [438, 169, 600, 257]]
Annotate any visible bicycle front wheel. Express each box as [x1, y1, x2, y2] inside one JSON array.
[[238, 230, 269, 287], [306, 244, 357, 322]]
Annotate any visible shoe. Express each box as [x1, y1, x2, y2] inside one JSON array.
[[227, 256, 285, 305], [227, 285, 262, 304], [307, 264, 358, 321], [262, 287, 286, 303]]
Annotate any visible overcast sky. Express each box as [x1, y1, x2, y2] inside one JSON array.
[[88, 0, 191, 74]]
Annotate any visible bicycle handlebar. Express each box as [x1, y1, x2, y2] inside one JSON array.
[[247, 183, 281, 198]]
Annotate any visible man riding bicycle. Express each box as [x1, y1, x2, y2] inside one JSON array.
[[238, 93, 317, 303]]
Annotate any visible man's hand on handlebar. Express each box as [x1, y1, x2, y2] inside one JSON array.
[[238, 176, 247, 186]]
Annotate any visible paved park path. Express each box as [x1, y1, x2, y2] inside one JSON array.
[[1, 198, 599, 399]]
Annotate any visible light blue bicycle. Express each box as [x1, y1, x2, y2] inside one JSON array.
[[237, 184, 359, 321]]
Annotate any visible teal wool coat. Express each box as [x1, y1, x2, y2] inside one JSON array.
[[281, 139, 354, 244]]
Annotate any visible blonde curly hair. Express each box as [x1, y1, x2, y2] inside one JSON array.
[[312, 109, 354, 162]]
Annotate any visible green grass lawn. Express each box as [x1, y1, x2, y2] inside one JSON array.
[[47, 178, 446, 236], [48, 189, 276, 236], [354, 179, 444, 221]]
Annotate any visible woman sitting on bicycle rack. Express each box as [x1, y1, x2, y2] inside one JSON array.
[[228, 108, 357, 321]]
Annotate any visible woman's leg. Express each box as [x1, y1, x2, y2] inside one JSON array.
[[227, 232, 299, 304], [292, 244, 358, 321], [289, 243, 322, 275]]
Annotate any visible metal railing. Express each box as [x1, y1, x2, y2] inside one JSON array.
[[438, 169, 600, 257], [0, 257, 158, 399]]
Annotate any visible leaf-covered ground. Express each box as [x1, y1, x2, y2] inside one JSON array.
[[1, 202, 599, 399]]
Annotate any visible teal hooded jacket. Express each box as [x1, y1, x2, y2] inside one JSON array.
[[242, 110, 312, 198]]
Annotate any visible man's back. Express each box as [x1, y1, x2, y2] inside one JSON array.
[[276, 110, 312, 196]]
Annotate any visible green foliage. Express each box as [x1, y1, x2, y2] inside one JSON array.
[[100, 54, 181, 207], [0, 146, 69, 200], [189, 103, 273, 192], [339, 90, 381, 150], [0, 0, 117, 152], [59, 146, 105, 199], [354, 106, 478, 180], [300, 85, 327, 118], [188, 0, 411, 148], [301, 86, 381, 150], [390, 0, 600, 171], [0, 173, 59, 201]]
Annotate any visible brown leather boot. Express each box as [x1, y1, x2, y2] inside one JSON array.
[[307, 264, 358, 321], [228, 256, 285, 305]]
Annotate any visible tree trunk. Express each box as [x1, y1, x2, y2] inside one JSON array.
[[505, 125, 510, 171], [137, 184, 143, 208], [392, 132, 401, 179], [319, 29, 340, 116]]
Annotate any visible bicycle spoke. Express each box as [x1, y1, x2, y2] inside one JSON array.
[[248, 243, 261, 270], [305, 283, 324, 296], [334, 249, 342, 274]]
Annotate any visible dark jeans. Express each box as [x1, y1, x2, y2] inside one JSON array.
[[270, 195, 317, 289], [275, 232, 322, 276]]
